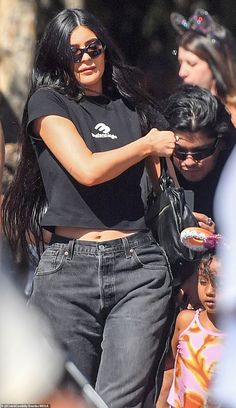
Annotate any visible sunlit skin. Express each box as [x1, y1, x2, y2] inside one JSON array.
[[178, 47, 217, 95], [168, 255, 222, 408], [171, 256, 221, 358], [172, 256, 221, 352], [70, 26, 106, 95], [173, 130, 223, 182], [198, 256, 221, 330]]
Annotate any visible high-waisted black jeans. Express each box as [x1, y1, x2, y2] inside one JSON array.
[[28, 230, 173, 408]]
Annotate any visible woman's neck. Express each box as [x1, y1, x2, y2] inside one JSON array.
[[84, 84, 103, 96]]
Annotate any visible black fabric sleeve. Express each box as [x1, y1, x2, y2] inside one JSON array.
[[147, 103, 170, 130], [27, 88, 71, 131], [141, 102, 169, 133]]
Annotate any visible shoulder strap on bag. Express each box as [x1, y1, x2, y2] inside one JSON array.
[[160, 157, 180, 187], [146, 156, 180, 193]]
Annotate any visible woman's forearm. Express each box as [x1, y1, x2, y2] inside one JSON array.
[[35, 115, 175, 186]]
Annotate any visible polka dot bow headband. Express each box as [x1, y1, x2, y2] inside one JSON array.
[[170, 8, 219, 41]]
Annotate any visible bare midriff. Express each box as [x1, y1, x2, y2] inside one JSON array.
[[54, 227, 139, 241]]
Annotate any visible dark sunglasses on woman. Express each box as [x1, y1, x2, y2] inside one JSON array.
[[70, 39, 106, 63]]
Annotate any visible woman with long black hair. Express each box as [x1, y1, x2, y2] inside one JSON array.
[[2, 8, 176, 407]]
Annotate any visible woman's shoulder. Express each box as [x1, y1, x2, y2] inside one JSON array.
[[27, 87, 71, 125], [29, 87, 68, 105]]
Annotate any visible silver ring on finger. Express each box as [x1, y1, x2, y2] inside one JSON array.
[[207, 217, 213, 226]]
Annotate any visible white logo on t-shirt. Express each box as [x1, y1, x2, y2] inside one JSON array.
[[92, 123, 117, 139]]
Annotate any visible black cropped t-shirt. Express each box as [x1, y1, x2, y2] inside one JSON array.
[[27, 88, 154, 231]]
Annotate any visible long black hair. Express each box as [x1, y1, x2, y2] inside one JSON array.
[[2, 8, 166, 261]]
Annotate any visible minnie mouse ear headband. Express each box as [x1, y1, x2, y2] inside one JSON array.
[[170, 8, 219, 41]]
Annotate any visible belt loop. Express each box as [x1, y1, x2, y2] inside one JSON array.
[[122, 236, 131, 258], [67, 239, 76, 260]]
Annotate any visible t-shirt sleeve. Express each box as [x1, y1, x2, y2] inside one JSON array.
[[27, 88, 71, 132]]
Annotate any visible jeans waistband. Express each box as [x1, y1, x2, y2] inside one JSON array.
[[50, 230, 153, 252]]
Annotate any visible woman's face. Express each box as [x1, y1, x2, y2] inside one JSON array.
[[178, 47, 216, 95], [69, 25, 106, 95], [173, 130, 223, 182]]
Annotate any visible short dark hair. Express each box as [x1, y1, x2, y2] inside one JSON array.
[[163, 84, 235, 147]]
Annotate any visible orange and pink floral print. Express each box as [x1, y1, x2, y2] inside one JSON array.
[[168, 310, 224, 407]]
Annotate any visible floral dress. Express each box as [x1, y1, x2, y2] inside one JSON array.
[[168, 309, 224, 407]]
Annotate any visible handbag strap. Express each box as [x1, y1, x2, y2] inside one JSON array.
[[146, 156, 180, 193], [160, 157, 180, 188]]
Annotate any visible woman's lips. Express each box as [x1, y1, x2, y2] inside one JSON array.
[[79, 66, 95, 74]]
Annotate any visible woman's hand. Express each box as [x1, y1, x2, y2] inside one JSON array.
[[193, 212, 216, 233], [146, 128, 176, 158]]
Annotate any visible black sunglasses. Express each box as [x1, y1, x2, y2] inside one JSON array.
[[173, 138, 220, 161], [70, 39, 106, 63]]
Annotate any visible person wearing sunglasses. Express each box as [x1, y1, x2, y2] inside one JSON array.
[[70, 38, 106, 63], [174, 137, 221, 162], [2, 8, 176, 408], [156, 84, 235, 408], [163, 84, 235, 228]]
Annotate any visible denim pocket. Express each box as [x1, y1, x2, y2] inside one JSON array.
[[131, 241, 167, 270], [35, 246, 65, 276]]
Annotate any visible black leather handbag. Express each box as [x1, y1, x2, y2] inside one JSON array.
[[145, 158, 201, 283]]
